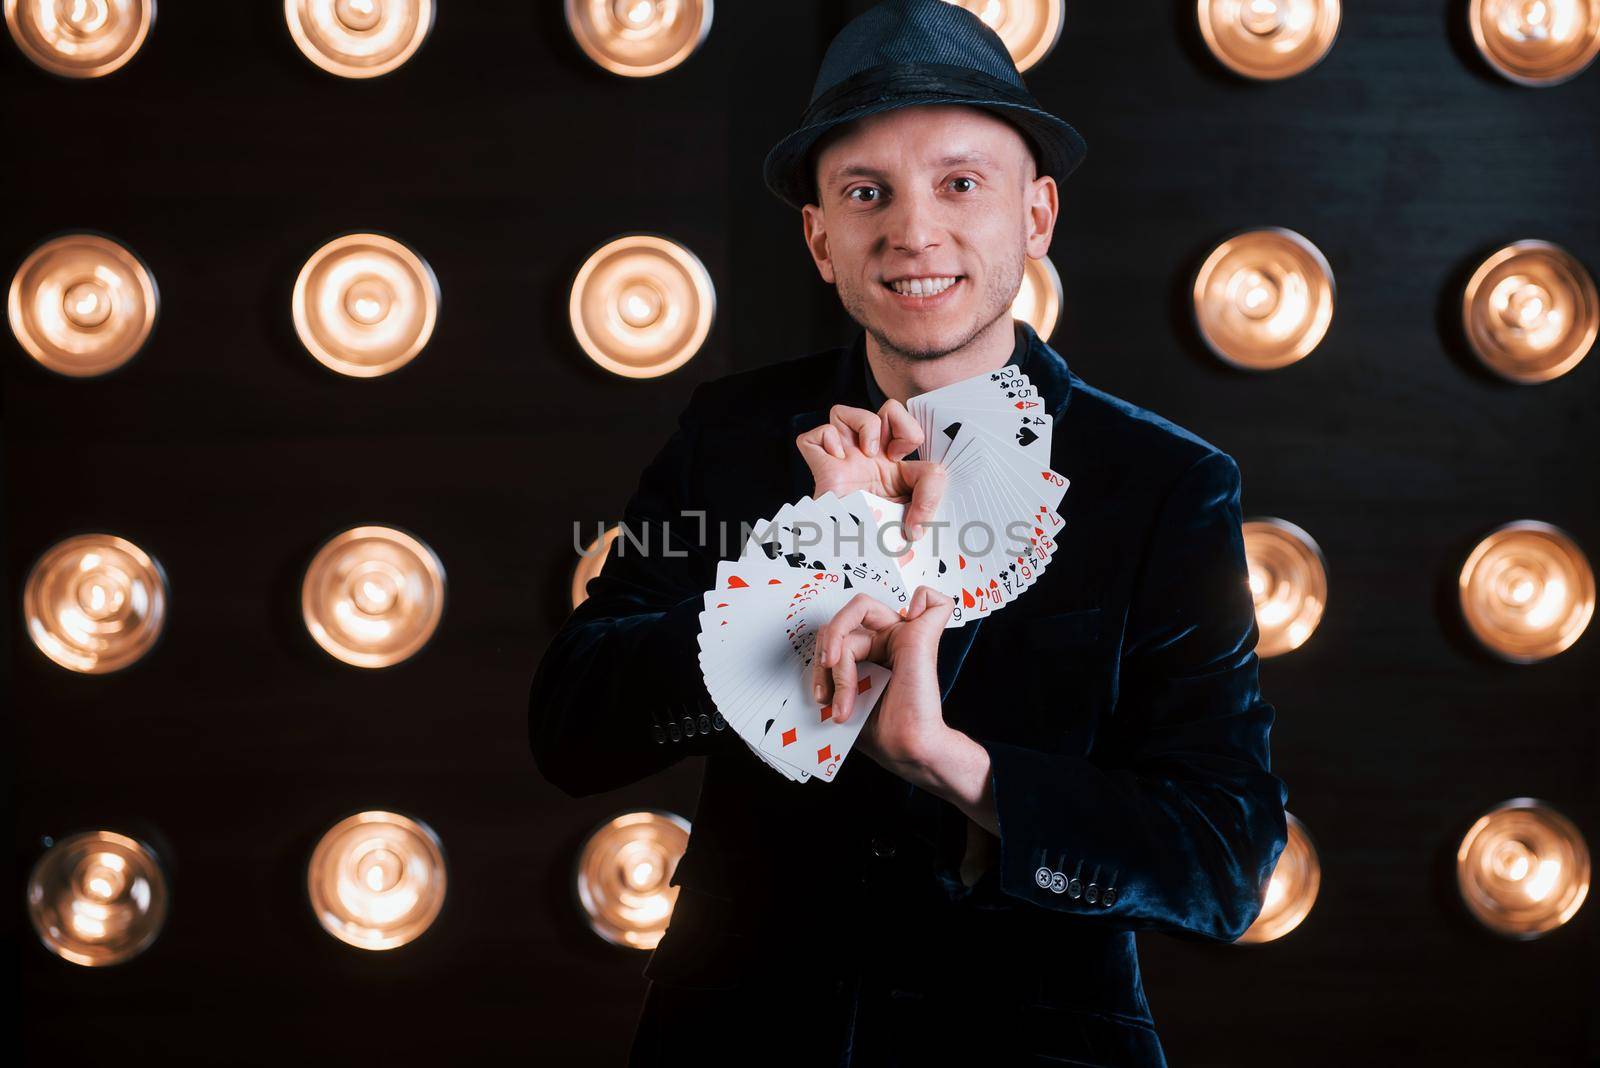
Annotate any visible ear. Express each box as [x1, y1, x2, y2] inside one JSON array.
[[1025, 173, 1057, 259], [802, 204, 836, 284]]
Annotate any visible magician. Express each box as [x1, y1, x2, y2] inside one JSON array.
[[529, 1, 1291, 1064]]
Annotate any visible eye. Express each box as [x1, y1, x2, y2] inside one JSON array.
[[949, 176, 977, 193], [847, 186, 881, 204]]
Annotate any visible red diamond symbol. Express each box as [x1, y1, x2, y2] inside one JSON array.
[[819, 705, 832, 722], [781, 727, 797, 747], [816, 744, 831, 764], [857, 676, 871, 694]]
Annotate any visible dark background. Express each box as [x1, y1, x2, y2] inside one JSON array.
[[5, 1, 1596, 1064]]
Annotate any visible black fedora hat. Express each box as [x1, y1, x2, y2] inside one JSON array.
[[762, 0, 1087, 211]]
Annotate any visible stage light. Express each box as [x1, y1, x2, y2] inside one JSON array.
[[23, 533, 169, 674], [284, 0, 435, 79], [569, 234, 715, 379], [1197, 0, 1341, 80], [1242, 518, 1327, 657], [1459, 521, 1593, 663], [1462, 239, 1596, 383], [4, 0, 153, 77], [1193, 227, 1334, 371], [301, 525, 446, 668], [8, 233, 159, 378], [1237, 811, 1319, 944], [1469, 0, 1600, 86], [291, 233, 440, 378], [940, 0, 1064, 73], [309, 810, 447, 950], [574, 810, 690, 950], [572, 526, 621, 610], [564, 0, 713, 77], [1013, 254, 1063, 342], [1457, 798, 1589, 938], [27, 830, 169, 966]]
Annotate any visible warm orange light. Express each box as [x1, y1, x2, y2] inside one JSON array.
[[564, 0, 713, 77], [4, 0, 154, 77], [572, 526, 621, 610], [284, 0, 435, 78], [1462, 240, 1596, 383], [23, 533, 169, 674], [569, 234, 715, 378], [1193, 228, 1335, 370], [940, 0, 1064, 72], [308, 810, 447, 950], [1457, 798, 1589, 938], [292, 233, 440, 378], [1197, 0, 1341, 79], [301, 525, 446, 668], [8, 233, 159, 377], [574, 810, 690, 950], [1469, 0, 1600, 86], [1242, 518, 1327, 657], [28, 831, 169, 966], [1459, 521, 1593, 663], [1237, 812, 1319, 943], [1013, 254, 1063, 342]]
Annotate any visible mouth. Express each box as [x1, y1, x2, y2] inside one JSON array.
[[881, 275, 965, 309]]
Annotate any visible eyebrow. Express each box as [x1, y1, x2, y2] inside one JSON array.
[[826, 151, 1002, 189]]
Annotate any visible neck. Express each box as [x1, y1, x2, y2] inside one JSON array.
[[865, 315, 1018, 405]]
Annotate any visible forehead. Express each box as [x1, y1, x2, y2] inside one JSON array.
[[815, 104, 1027, 179]]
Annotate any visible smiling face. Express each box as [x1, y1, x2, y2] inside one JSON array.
[[802, 104, 1057, 365]]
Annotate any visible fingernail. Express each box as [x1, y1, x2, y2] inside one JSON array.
[[814, 682, 826, 702], [907, 523, 922, 540], [866, 435, 878, 455]]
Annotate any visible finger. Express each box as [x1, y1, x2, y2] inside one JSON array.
[[830, 404, 881, 456], [824, 594, 904, 670], [813, 627, 871, 705], [877, 399, 923, 461], [795, 424, 847, 469], [830, 646, 859, 723], [896, 460, 948, 540]]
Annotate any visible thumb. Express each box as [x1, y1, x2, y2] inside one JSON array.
[[902, 586, 955, 642], [896, 460, 947, 541]]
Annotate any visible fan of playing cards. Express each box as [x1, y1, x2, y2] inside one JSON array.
[[696, 365, 1069, 783]]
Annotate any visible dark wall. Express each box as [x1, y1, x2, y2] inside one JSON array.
[[5, 2, 1595, 1064]]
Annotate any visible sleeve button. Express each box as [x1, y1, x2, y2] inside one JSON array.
[[681, 715, 696, 737], [1048, 872, 1067, 894], [1085, 883, 1099, 905], [668, 721, 682, 742], [1034, 867, 1053, 889], [698, 713, 711, 734], [712, 711, 726, 731], [1101, 887, 1116, 907], [1067, 878, 1082, 899], [651, 724, 667, 745]]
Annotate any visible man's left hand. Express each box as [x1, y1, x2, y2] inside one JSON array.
[[811, 585, 956, 779]]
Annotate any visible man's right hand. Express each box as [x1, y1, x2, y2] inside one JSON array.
[[794, 400, 948, 540]]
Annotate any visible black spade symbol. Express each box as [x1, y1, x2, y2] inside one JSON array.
[[1016, 426, 1039, 448]]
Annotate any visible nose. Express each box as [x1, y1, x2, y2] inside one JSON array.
[[886, 185, 943, 256]]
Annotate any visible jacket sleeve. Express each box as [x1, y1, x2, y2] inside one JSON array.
[[976, 449, 1290, 942], [528, 382, 738, 797]]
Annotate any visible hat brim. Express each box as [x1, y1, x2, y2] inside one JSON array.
[[762, 96, 1087, 211]]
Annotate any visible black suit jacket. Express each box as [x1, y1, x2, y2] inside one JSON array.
[[529, 320, 1290, 1065]]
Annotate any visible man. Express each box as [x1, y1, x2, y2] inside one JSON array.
[[529, 2, 1290, 1064]]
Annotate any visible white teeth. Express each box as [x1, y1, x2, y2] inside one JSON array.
[[889, 276, 958, 297]]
